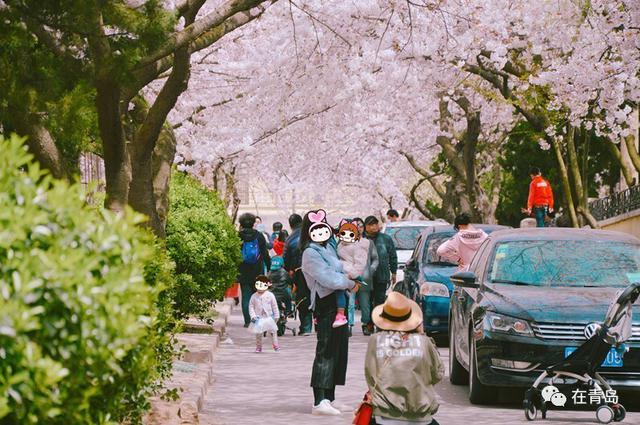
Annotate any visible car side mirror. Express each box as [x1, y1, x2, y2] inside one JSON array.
[[451, 271, 479, 289]]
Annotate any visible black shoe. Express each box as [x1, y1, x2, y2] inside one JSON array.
[[348, 326, 353, 337], [243, 323, 250, 328]]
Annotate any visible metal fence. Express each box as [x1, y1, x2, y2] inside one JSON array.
[[588, 185, 640, 221]]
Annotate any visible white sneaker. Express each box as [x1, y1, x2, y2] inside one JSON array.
[[311, 399, 341, 416]]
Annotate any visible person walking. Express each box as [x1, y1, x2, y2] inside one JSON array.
[[364, 216, 397, 324], [436, 213, 488, 271], [365, 292, 443, 425], [526, 167, 554, 227], [270, 221, 284, 245], [272, 230, 287, 256], [248, 275, 280, 353], [283, 213, 313, 335], [301, 209, 360, 416], [254, 216, 273, 249], [238, 213, 271, 327], [268, 256, 292, 316], [386, 209, 400, 223]]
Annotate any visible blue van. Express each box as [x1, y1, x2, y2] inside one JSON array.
[[401, 224, 509, 336]]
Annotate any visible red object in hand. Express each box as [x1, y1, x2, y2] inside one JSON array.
[[353, 392, 373, 425]]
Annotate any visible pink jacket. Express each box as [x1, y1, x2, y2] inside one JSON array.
[[436, 228, 488, 270], [337, 238, 371, 278]]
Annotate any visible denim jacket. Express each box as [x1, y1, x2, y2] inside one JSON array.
[[302, 242, 355, 310]]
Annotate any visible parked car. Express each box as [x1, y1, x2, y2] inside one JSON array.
[[448, 228, 640, 404], [383, 220, 448, 282], [402, 224, 509, 336]]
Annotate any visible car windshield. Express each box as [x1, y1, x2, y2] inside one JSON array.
[[385, 226, 425, 250], [488, 240, 640, 287], [423, 232, 457, 266]]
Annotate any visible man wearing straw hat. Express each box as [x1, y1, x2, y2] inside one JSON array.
[[364, 292, 443, 425]]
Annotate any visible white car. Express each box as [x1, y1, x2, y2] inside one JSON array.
[[383, 220, 449, 283]]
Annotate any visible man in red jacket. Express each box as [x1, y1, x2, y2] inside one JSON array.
[[526, 167, 554, 227]]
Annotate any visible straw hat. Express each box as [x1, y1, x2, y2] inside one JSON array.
[[372, 292, 423, 332]]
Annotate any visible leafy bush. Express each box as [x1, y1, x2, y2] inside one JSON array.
[[166, 171, 241, 320], [0, 134, 176, 424]]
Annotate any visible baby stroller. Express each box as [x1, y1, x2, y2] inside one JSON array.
[[523, 283, 640, 423], [271, 283, 297, 337]]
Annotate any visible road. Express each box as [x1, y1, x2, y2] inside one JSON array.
[[200, 308, 639, 425]]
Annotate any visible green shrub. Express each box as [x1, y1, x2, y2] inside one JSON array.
[[0, 134, 176, 424], [166, 171, 241, 320]]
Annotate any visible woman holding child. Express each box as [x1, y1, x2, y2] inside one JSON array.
[[301, 209, 361, 416]]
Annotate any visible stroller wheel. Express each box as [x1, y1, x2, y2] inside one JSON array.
[[292, 329, 297, 336], [524, 401, 537, 421], [613, 405, 626, 422], [596, 405, 615, 424]]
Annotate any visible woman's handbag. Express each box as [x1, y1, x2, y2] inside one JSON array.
[[353, 392, 373, 425]]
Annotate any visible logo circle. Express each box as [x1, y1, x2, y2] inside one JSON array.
[[584, 322, 601, 339]]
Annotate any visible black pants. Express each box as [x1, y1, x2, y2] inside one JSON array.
[[294, 270, 312, 333], [310, 293, 349, 391], [373, 280, 389, 308]]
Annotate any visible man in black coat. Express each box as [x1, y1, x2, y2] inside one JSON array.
[[237, 212, 271, 327], [283, 213, 313, 335]]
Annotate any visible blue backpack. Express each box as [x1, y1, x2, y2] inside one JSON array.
[[241, 237, 261, 264]]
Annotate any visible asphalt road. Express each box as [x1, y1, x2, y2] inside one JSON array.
[[200, 308, 640, 425]]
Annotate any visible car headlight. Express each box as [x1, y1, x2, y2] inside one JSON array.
[[484, 312, 533, 336], [420, 282, 449, 297]]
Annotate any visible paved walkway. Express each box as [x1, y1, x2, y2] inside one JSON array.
[[200, 307, 639, 425]]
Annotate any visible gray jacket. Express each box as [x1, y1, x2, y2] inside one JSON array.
[[302, 242, 355, 309]]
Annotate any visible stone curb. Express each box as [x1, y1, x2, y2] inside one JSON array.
[[146, 301, 235, 424]]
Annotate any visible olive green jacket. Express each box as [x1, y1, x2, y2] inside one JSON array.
[[365, 331, 444, 421]]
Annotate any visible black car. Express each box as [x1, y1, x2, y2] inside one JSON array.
[[448, 228, 640, 404]]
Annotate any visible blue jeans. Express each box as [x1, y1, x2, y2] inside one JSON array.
[[335, 290, 348, 310], [348, 290, 372, 326], [533, 206, 548, 227]]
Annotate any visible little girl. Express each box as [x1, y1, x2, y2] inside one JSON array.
[[248, 275, 280, 353], [334, 219, 371, 328]]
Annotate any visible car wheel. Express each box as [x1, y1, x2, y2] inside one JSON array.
[[449, 321, 468, 385], [469, 338, 493, 405]]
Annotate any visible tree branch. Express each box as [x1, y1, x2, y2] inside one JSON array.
[[123, 4, 272, 102], [226, 104, 336, 158], [135, 0, 273, 69]]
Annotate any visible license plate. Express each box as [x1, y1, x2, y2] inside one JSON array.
[[564, 347, 624, 367]]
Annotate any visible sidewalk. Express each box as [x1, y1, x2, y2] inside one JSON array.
[[199, 307, 640, 425], [199, 308, 368, 424]]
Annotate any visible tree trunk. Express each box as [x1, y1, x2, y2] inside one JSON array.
[[129, 42, 191, 236], [152, 123, 177, 231], [624, 134, 640, 177], [408, 177, 435, 219], [12, 113, 69, 180], [224, 166, 241, 222], [550, 136, 579, 227], [566, 127, 586, 204], [606, 139, 635, 187], [96, 77, 130, 213]]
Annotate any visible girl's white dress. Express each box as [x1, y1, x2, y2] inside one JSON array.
[[248, 291, 279, 334]]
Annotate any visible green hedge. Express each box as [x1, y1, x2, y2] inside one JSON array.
[[166, 171, 241, 320], [0, 135, 176, 424]]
